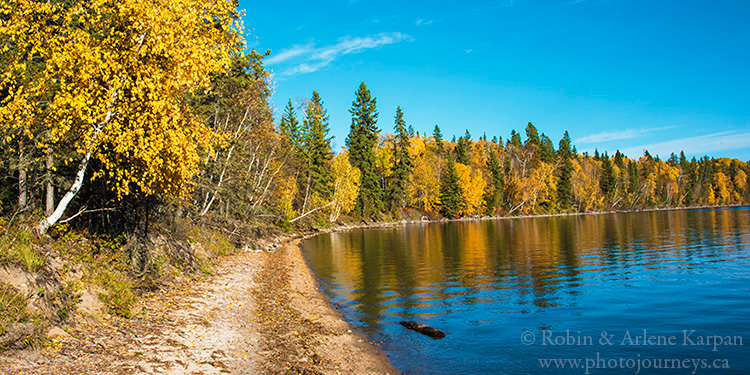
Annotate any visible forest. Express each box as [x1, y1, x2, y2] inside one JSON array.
[[2, 0, 749, 241]]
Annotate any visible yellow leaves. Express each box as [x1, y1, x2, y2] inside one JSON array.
[[407, 149, 441, 214], [572, 158, 602, 212], [2, 0, 241, 201], [714, 172, 731, 205], [455, 163, 486, 215], [330, 151, 361, 221]]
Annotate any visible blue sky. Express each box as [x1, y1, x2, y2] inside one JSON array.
[[241, 0, 750, 161]]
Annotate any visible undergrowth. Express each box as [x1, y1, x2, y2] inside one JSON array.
[[0, 283, 28, 337], [0, 217, 47, 272]]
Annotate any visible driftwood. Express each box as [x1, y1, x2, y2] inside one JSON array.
[[399, 321, 446, 339]]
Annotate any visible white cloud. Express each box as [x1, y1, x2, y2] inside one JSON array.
[[575, 126, 675, 144], [415, 19, 434, 26], [465, 49, 474, 54], [619, 131, 750, 159], [265, 44, 314, 65], [266, 32, 411, 76]]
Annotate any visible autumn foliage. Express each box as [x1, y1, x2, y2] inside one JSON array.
[[1, 1, 749, 237]]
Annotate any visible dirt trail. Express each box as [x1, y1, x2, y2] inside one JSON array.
[[1, 251, 262, 374], [0, 241, 399, 375]]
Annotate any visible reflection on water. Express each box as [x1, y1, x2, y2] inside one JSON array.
[[302, 207, 750, 374]]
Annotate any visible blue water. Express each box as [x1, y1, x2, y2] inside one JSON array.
[[301, 207, 750, 374]]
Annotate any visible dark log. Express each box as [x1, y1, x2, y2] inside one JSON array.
[[399, 321, 446, 339]]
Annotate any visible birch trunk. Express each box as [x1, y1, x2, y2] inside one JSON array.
[[37, 121, 107, 233], [46, 148, 55, 215], [17, 150, 27, 210]]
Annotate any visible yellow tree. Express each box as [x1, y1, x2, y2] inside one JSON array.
[[329, 151, 361, 222], [655, 162, 680, 206], [0, 0, 241, 232], [455, 163, 486, 215], [714, 172, 731, 205], [407, 137, 441, 213], [571, 159, 602, 212], [734, 169, 748, 202]]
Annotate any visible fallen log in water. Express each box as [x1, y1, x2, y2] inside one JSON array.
[[399, 321, 446, 339]]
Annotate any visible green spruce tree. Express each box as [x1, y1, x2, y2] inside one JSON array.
[[510, 130, 522, 148], [302, 91, 334, 200], [525, 122, 540, 148], [387, 106, 413, 212], [600, 153, 616, 199], [556, 131, 574, 211], [539, 133, 556, 163], [280, 99, 300, 150], [483, 147, 504, 215], [433, 125, 444, 152], [455, 136, 471, 164], [346, 82, 383, 218], [440, 157, 463, 218]]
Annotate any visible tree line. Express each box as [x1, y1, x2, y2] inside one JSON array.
[[277, 84, 750, 222], [2, 0, 749, 238]]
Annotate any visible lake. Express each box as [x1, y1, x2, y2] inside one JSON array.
[[301, 207, 750, 374]]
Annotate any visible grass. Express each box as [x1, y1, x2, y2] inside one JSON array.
[[0, 283, 28, 337], [95, 268, 136, 318], [53, 228, 137, 318], [0, 219, 47, 273]]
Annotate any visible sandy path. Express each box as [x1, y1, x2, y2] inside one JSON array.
[[1, 240, 400, 374], [1, 251, 263, 374]]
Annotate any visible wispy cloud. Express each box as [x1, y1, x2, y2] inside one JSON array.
[[575, 126, 675, 144], [266, 32, 412, 76], [415, 19, 434, 26], [619, 130, 750, 159]]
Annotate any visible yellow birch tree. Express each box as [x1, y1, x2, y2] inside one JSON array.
[[0, 0, 241, 232]]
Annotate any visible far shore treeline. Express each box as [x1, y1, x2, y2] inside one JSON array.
[[1, 0, 749, 238]]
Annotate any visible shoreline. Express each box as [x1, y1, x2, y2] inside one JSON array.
[[286, 203, 749, 239], [253, 240, 399, 374]]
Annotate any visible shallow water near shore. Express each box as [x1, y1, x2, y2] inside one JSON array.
[[301, 207, 750, 374]]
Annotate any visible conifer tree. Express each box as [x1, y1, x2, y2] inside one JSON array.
[[627, 160, 639, 194], [302, 91, 334, 200], [455, 137, 471, 165], [600, 153, 616, 198], [668, 152, 678, 166], [387, 106, 412, 212], [280, 99, 300, 150], [510, 130, 522, 148], [347, 82, 383, 218], [483, 147, 504, 215], [433, 125, 444, 152], [407, 125, 415, 137], [614, 150, 625, 169], [556, 131, 574, 210], [440, 157, 463, 218], [539, 133, 556, 163], [525, 122, 540, 148]]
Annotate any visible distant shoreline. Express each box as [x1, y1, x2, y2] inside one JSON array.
[[285, 203, 749, 240]]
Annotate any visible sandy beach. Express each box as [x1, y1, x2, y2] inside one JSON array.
[[0, 240, 399, 375]]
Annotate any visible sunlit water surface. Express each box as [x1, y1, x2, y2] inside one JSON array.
[[301, 207, 750, 374]]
